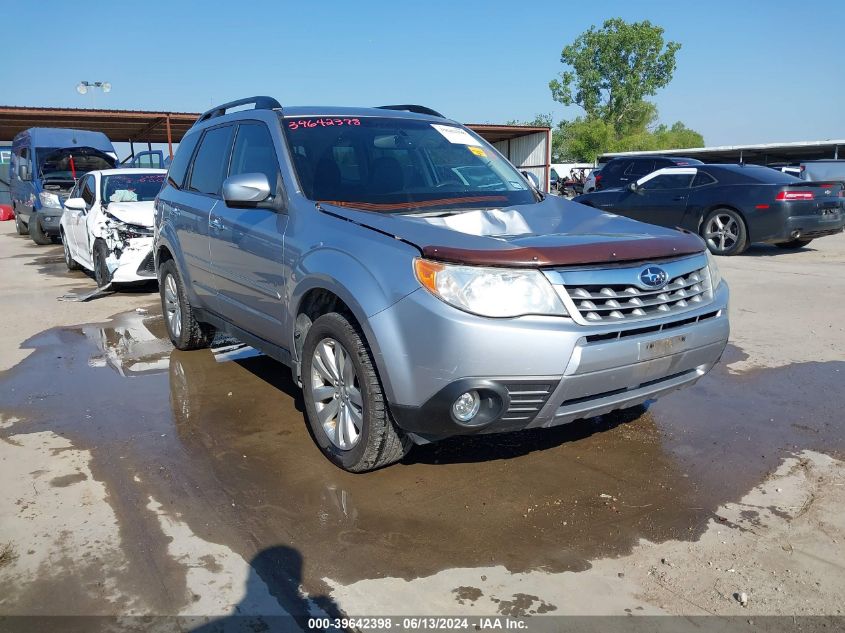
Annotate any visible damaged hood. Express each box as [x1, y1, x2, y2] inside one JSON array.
[[106, 201, 155, 228], [318, 196, 705, 267]]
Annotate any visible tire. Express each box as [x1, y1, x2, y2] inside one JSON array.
[[28, 214, 52, 245], [775, 238, 813, 249], [14, 207, 28, 235], [159, 259, 215, 350], [701, 208, 748, 256], [93, 240, 113, 287], [302, 312, 411, 472], [62, 231, 81, 270]]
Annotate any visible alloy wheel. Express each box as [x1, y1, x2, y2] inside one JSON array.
[[704, 213, 739, 253], [310, 337, 363, 450], [164, 274, 182, 339]]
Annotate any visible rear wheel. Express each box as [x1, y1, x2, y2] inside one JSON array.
[[14, 207, 28, 235], [302, 312, 410, 472], [62, 231, 81, 270], [93, 240, 112, 287], [702, 208, 748, 256], [159, 259, 215, 350], [775, 238, 813, 249], [28, 215, 52, 245]]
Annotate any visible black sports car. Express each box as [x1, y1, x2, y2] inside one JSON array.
[[574, 164, 845, 255]]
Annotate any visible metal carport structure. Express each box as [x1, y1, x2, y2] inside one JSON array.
[[599, 139, 844, 166], [0, 106, 552, 190]]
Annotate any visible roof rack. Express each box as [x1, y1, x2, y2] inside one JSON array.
[[377, 104, 445, 118], [194, 96, 282, 126]]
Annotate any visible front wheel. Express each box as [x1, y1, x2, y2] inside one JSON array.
[[28, 215, 52, 245], [302, 312, 410, 472], [93, 240, 113, 287], [159, 259, 215, 350], [775, 238, 813, 249], [14, 208, 28, 235], [702, 208, 748, 256]]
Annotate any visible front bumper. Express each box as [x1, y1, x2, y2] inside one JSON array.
[[108, 237, 156, 283], [35, 209, 63, 236], [375, 282, 730, 441]]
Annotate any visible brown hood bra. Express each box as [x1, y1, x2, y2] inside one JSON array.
[[421, 231, 705, 268]]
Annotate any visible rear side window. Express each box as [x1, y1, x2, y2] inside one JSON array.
[[228, 122, 281, 196], [692, 172, 717, 187], [624, 160, 656, 176], [167, 131, 200, 189]]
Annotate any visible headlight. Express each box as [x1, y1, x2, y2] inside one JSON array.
[[38, 192, 62, 208], [414, 258, 567, 317], [705, 250, 722, 289]]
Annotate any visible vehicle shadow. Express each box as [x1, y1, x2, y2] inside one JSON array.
[[189, 545, 343, 633], [230, 349, 649, 466], [740, 243, 818, 257], [235, 354, 306, 414], [405, 404, 648, 466]]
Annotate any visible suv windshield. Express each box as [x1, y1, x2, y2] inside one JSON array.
[[102, 173, 165, 203], [282, 116, 535, 212]]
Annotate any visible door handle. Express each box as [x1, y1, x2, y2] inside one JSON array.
[[209, 218, 225, 231], [672, 196, 687, 201]]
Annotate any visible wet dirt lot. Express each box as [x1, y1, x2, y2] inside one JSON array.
[[1, 222, 844, 628]]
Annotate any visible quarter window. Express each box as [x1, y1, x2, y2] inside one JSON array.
[[692, 172, 717, 187], [228, 123, 281, 196], [188, 125, 235, 196]]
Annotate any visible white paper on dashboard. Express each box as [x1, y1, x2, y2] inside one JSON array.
[[431, 124, 482, 146]]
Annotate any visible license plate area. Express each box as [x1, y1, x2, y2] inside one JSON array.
[[639, 334, 688, 361]]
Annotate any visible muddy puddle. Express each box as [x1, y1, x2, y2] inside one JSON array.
[[1, 308, 843, 596]]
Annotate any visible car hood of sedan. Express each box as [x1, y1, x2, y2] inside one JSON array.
[[106, 201, 155, 228], [318, 196, 705, 267]]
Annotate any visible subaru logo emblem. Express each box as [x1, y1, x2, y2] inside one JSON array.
[[639, 266, 668, 289]]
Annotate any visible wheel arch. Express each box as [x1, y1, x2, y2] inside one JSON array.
[[291, 279, 398, 402], [699, 203, 752, 240]]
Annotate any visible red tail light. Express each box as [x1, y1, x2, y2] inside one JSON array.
[[776, 190, 815, 201]]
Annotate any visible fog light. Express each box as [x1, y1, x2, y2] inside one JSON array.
[[452, 391, 481, 422]]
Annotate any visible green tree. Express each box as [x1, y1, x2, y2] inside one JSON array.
[[549, 18, 680, 132], [548, 18, 704, 162]]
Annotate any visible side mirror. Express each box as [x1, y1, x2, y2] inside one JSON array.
[[222, 173, 273, 208], [65, 197, 87, 212], [627, 182, 640, 193], [521, 170, 540, 190]]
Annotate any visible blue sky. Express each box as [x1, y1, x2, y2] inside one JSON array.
[[3, 0, 843, 146]]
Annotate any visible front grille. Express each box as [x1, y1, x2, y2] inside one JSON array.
[[562, 265, 711, 323], [501, 382, 555, 423], [584, 310, 720, 344]]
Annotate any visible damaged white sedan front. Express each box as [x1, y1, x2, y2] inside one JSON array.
[[60, 169, 166, 287]]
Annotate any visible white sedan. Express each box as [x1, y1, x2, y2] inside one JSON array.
[[61, 168, 166, 287]]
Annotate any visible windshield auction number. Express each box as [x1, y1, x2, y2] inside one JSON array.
[[288, 118, 361, 130]]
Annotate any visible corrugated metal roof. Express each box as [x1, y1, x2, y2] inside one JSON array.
[[601, 139, 845, 164]]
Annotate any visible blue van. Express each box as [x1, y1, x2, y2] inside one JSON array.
[[10, 128, 117, 244]]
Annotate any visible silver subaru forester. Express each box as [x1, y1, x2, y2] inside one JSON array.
[[155, 97, 729, 472]]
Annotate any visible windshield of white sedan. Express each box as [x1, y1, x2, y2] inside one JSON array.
[[102, 173, 165, 203], [282, 116, 535, 212]]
